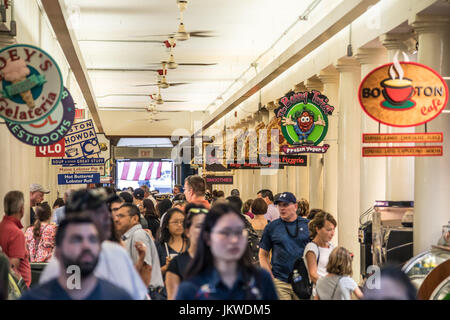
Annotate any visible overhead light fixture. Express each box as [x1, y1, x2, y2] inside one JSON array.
[[175, 22, 189, 41], [167, 54, 178, 69], [159, 76, 170, 89]]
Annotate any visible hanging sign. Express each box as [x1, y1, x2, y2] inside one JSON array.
[[205, 176, 234, 185], [36, 139, 65, 157], [362, 146, 443, 157], [57, 173, 100, 185], [363, 132, 443, 144], [52, 158, 105, 166], [358, 60, 448, 127], [274, 90, 334, 154], [63, 119, 100, 159], [6, 87, 75, 146], [0, 44, 63, 124]]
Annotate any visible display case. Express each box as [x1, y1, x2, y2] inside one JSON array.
[[401, 247, 450, 290], [430, 276, 450, 300]]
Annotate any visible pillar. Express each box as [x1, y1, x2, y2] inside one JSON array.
[[305, 76, 324, 209], [411, 15, 450, 254], [335, 57, 362, 281], [318, 67, 339, 247], [380, 33, 416, 202], [355, 47, 388, 214]]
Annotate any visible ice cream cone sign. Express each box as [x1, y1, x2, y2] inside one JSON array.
[[2, 58, 36, 109], [0, 44, 63, 125]]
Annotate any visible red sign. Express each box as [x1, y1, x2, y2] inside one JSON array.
[[75, 109, 85, 119], [36, 139, 65, 157], [205, 176, 234, 184], [362, 146, 442, 157]]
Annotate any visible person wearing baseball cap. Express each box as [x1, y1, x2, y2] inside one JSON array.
[[259, 191, 310, 300], [30, 184, 50, 226]]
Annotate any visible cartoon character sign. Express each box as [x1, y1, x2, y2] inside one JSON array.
[[274, 90, 333, 154], [282, 108, 326, 145]]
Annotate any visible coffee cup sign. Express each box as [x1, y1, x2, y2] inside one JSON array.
[[359, 58, 448, 127], [0, 44, 63, 124]]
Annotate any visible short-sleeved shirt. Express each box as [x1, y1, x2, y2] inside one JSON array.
[[39, 240, 148, 300], [264, 204, 280, 222], [316, 275, 358, 300], [0, 216, 31, 287], [52, 206, 65, 225], [156, 241, 185, 268], [167, 251, 192, 281], [20, 278, 132, 300], [259, 217, 310, 283], [25, 223, 57, 263], [122, 224, 164, 288], [303, 242, 334, 278], [176, 268, 278, 300]]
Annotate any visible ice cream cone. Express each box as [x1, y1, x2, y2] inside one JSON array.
[[12, 79, 35, 109]]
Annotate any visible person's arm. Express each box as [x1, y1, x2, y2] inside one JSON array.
[[135, 241, 152, 287], [165, 271, 181, 300], [314, 294, 320, 300], [353, 286, 364, 300], [305, 251, 319, 284], [160, 256, 172, 275], [258, 248, 273, 278]]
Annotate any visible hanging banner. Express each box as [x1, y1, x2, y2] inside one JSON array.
[[358, 61, 448, 127], [63, 119, 101, 159], [6, 87, 75, 146], [35, 139, 65, 157], [274, 90, 334, 154], [0, 44, 63, 124]]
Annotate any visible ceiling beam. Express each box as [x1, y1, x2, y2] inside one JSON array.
[[200, 0, 379, 134], [40, 0, 104, 133]]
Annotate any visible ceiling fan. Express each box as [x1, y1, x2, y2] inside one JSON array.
[[150, 86, 187, 105], [98, 105, 184, 113], [137, 1, 216, 41]]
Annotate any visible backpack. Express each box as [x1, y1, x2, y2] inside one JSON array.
[[288, 242, 319, 299], [242, 216, 260, 265]]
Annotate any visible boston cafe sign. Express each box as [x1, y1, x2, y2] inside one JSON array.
[[358, 58, 448, 127]]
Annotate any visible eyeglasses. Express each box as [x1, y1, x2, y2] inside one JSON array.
[[212, 228, 248, 239], [115, 213, 130, 219], [169, 220, 185, 225], [187, 208, 209, 215]]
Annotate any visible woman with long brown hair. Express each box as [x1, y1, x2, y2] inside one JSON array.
[[24, 202, 57, 262], [175, 203, 278, 300]]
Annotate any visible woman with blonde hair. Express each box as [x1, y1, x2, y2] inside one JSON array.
[[315, 246, 363, 300]]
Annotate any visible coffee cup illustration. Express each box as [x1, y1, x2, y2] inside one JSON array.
[[381, 78, 414, 105], [380, 53, 416, 110]]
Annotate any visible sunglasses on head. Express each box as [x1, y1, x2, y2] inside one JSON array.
[[187, 208, 209, 215]]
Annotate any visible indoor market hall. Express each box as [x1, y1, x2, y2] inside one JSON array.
[[0, 0, 449, 309]]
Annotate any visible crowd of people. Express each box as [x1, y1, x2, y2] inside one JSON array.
[[0, 176, 417, 300]]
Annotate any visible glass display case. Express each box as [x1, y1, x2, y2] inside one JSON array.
[[430, 276, 450, 300], [402, 247, 450, 289]]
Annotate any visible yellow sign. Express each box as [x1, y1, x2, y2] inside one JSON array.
[[359, 62, 448, 127], [362, 146, 442, 157], [363, 132, 443, 143]]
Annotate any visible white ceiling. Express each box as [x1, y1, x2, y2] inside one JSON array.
[[62, 0, 336, 135]]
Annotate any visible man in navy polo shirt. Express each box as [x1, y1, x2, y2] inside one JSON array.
[[259, 192, 310, 300]]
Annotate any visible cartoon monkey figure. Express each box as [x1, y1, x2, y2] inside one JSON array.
[[282, 109, 325, 145]]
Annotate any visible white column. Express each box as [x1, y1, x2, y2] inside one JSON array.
[[305, 76, 324, 209], [318, 67, 339, 247], [411, 15, 450, 254], [355, 47, 388, 214], [380, 33, 416, 201], [335, 58, 362, 281]]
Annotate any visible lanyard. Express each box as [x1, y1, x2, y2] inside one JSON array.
[[282, 218, 299, 238]]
